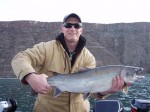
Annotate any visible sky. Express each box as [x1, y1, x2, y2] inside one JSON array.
[[0, 0, 150, 24]]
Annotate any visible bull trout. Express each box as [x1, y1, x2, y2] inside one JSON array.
[[47, 65, 144, 99]]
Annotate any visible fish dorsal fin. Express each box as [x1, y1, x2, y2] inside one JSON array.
[[53, 87, 63, 98], [53, 72, 60, 76], [77, 67, 92, 73], [83, 93, 91, 100]]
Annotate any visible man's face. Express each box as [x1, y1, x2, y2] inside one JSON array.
[[61, 17, 83, 43]]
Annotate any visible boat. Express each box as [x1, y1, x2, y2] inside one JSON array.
[[0, 98, 150, 112], [91, 98, 150, 112]]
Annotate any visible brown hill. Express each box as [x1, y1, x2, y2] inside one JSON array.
[[0, 21, 150, 77]]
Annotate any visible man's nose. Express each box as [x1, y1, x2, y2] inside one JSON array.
[[70, 25, 76, 29]]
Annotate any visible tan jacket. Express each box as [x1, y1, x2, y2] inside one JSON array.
[[11, 38, 96, 112]]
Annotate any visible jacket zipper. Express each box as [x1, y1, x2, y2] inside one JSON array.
[[63, 51, 72, 73], [69, 51, 75, 62]]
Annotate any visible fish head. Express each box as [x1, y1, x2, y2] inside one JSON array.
[[121, 66, 144, 85]]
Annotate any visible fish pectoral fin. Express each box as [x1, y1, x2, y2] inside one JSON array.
[[53, 88, 62, 98], [83, 93, 91, 100]]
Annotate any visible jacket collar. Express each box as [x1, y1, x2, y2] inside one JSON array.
[[55, 33, 86, 54]]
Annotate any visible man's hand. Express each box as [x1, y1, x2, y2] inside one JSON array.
[[26, 73, 51, 94], [99, 75, 125, 95]]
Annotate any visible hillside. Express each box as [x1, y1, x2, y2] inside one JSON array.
[[0, 21, 150, 77]]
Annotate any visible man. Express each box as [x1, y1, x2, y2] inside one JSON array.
[[11, 13, 124, 112]]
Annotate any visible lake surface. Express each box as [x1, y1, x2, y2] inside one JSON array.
[[0, 74, 150, 112]]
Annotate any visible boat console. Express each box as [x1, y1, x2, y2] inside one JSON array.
[[92, 99, 150, 112], [131, 99, 150, 112]]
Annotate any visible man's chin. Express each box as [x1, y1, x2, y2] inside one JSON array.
[[68, 38, 77, 43]]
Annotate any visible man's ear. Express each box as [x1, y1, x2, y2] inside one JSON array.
[[81, 28, 83, 33]]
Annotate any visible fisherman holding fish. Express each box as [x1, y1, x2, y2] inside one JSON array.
[[11, 13, 126, 112]]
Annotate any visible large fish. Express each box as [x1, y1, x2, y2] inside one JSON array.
[[47, 65, 144, 99]]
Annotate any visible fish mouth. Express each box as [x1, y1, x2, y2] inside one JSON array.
[[133, 67, 144, 81], [125, 74, 145, 86], [123, 67, 144, 84], [133, 75, 145, 80], [134, 67, 144, 74]]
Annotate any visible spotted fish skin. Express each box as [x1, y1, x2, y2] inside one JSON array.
[[47, 65, 144, 98]]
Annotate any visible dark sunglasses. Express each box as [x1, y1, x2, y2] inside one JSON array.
[[63, 23, 82, 29]]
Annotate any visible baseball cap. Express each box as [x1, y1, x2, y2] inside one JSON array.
[[63, 13, 82, 23]]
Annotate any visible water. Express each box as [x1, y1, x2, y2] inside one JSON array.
[[0, 74, 150, 112], [0, 78, 36, 112]]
